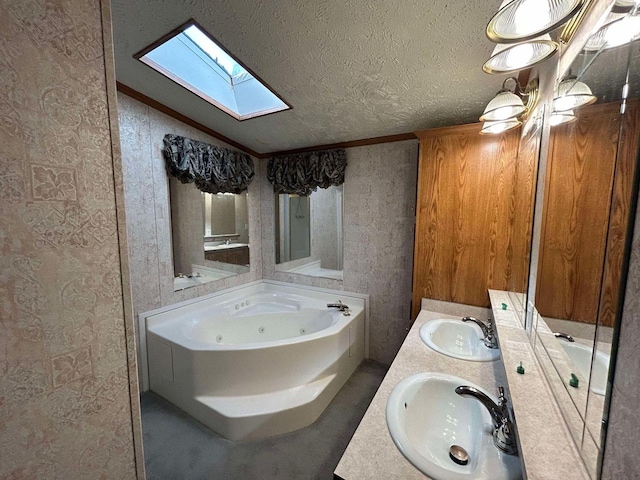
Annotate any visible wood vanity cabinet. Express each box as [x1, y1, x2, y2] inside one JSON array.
[[411, 123, 534, 319], [536, 101, 640, 327], [410, 101, 640, 326], [205, 246, 250, 266], [228, 247, 250, 265]]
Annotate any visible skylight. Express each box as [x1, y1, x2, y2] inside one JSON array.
[[136, 20, 290, 121]]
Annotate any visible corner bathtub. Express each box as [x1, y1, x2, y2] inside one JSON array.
[[145, 282, 366, 441]]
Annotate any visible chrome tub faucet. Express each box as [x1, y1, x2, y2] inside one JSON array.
[[455, 385, 518, 455], [327, 300, 351, 316], [462, 317, 498, 349]]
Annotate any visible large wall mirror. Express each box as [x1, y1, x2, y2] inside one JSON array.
[[507, 102, 546, 328], [169, 178, 250, 291], [527, 6, 640, 477], [274, 185, 344, 280]]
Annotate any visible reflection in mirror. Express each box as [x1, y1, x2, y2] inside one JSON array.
[[275, 185, 343, 280], [509, 105, 545, 330], [531, 13, 640, 477], [169, 178, 250, 291]]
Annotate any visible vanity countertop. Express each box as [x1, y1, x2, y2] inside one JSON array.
[[488, 290, 590, 480], [203, 243, 249, 252], [334, 308, 509, 480]]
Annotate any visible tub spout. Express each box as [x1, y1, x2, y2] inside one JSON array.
[[328, 300, 351, 316]]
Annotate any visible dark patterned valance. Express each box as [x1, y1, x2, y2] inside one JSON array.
[[162, 134, 254, 194], [267, 148, 347, 196]]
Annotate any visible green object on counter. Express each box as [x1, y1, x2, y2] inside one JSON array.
[[517, 362, 525, 375], [569, 373, 579, 388], [501, 303, 508, 310]]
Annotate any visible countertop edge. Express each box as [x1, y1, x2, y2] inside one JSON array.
[[489, 290, 591, 480], [334, 306, 508, 480]]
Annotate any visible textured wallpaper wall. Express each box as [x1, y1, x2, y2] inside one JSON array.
[[602, 183, 640, 479], [262, 140, 419, 365], [0, 0, 138, 478], [117, 92, 263, 315]]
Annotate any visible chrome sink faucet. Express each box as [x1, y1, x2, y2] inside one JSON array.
[[327, 300, 351, 316], [455, 385, 518, 455], [462, 317, 498, 349]]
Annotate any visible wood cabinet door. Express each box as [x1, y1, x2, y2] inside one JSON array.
[[411, 123, 528, 319], [536, 102, 639, 327]]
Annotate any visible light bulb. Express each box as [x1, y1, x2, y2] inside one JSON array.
[[492, 106, 522, 121], [514, 0, 552, 35], [554, 96, 577, 111], [504, 43, 536, 69]]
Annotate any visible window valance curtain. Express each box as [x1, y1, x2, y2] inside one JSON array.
[[266, 148, 347, 196], [162, 134, 254, 194]]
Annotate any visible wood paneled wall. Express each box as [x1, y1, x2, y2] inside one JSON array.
[[411, 123, 534, 318], [536, 101, 640, 326], [600, 102, 640, 327]]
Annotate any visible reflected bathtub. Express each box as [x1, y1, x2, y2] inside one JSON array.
[[145, 282, 366, 441]]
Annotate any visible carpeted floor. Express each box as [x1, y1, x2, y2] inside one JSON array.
[[140, 360, 388, 480]]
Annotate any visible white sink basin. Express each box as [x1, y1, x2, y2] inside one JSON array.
[[420, 320, 500, 362], [386, 373, 522, 480], [560, 341, 610, 396]]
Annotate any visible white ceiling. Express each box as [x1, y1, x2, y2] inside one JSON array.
[[111, 0, 506, 154]]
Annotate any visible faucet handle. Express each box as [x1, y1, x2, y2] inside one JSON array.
[[497, 386, 507, 406]]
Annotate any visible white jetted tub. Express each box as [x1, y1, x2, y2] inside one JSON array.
[[145, 281, 366, 441]]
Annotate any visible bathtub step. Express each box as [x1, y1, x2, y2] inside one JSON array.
[[195, 373, 337, 418]]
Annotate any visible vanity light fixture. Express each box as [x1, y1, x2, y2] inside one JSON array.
[[583, 10, 640, 51], [480, 77, 538, 122], [480, 90, 526, 122], [480, 77, 538, 135], [486, 0, 583, 43], [480, 78, 526, 122], [553, 76, 597, 111], [483, 34, 558, 74], [549, 110, 577, 126], [560, 0, 593, 44]]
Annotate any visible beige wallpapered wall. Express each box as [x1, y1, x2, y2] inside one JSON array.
[[119, 91, 418, 366], [261, 140, 420, 365], [116, 93, 263, 342], [0, 0, 138, 478]]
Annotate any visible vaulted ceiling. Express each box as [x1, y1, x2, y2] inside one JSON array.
[[111, 0, 507, 154]]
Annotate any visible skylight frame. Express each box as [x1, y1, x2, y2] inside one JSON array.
[[134, 19, 292, 121]]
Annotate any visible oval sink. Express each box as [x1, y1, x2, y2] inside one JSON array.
[[420, 319, 500, 362], [386, 372, 522, 480]]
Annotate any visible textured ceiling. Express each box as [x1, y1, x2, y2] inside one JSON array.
[[111, 0, 506, 153], [576, 42, 640, 104]]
